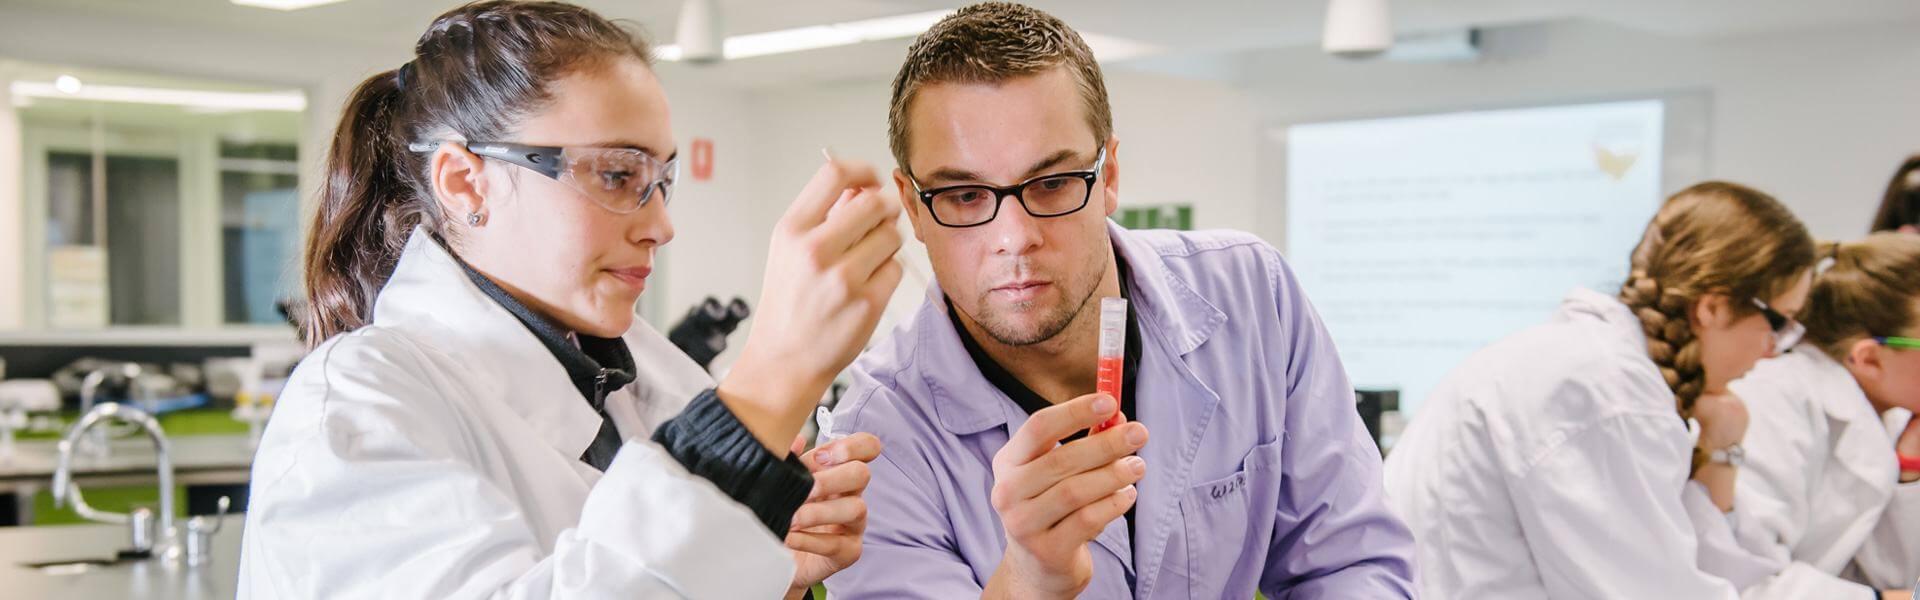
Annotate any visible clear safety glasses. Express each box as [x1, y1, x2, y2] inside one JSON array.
[[409, 141, 678, 214]]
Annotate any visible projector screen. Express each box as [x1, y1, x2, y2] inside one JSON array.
[[1284, 100, 1669, 416]]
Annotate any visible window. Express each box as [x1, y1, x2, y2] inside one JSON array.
[[8, 63, 306, 334], [219, 141, 301, 326], [43, 149, 184, 327]]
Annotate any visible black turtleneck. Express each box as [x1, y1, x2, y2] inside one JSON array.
[[453, 252, 813, 536], [456, 258, 632, 470]]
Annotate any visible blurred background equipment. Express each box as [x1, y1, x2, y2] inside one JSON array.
[[1355, 389, 1402, 455], [668, 296, 751, 371]]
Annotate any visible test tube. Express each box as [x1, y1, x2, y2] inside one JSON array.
[[1092, 297, 1128, 434]]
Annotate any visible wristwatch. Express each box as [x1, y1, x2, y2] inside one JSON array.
[[1706, 443, 1745, 467]]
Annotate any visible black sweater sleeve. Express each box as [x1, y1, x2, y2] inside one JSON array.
[[651, 388, 815, 535]]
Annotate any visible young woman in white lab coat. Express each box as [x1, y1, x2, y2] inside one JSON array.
[[1384, 181, 1818, 599], [238, 2, 903, 598], [1728, 233, 1920, 599]]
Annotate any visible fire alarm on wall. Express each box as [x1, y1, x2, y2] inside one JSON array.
[[690, 137, 715, 181]]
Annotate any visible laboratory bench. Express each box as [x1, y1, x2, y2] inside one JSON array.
[[0, 516, 243, 599], [0, 434, 255, 526]]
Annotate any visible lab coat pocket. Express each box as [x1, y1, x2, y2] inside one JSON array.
[[1177, 440, 1283, 599]]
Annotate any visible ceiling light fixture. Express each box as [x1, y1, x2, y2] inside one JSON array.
[[1080, 32, 1160, 62], [1323, 0, 1393, 59], [229, 0, 353, 11], [9, 81, 307, 112], [660, 9, 953, 62], [674, 0, 724, 64], [657, 9, 1155, 63]]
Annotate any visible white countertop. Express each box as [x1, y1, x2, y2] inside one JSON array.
[[0, 517, 243, 600]]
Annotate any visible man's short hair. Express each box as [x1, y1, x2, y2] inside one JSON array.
[[887, 2, 1113, 172]]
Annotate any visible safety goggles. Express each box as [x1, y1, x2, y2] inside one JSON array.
[[409, 141, 677, 214], [1874, 336, 1920, 350], [1750, 297, 1806, 350]]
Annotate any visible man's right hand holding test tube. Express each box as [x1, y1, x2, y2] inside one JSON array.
[[982, 393, 1149, 600]]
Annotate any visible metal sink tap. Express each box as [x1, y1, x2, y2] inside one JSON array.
[[52, 402, 176, 558], [76, 363, 143, 459]]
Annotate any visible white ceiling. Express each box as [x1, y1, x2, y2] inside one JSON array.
[[6, 0, 1918, 89]]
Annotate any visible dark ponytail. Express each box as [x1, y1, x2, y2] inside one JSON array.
[[301, 71, 425, 345], [1869, 154, 1920, 233], [299, 0, 654, 346]]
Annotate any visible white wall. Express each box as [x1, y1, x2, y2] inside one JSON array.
[[1240, 18, 1920, 245], [0, 61, 22, 329], [651, 71, 768, 330], [1107, 71, 1261, 232]]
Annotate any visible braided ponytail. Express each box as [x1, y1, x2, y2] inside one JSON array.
[[1616, 182, 1815, 473], [1619, 269, 1706, 417]]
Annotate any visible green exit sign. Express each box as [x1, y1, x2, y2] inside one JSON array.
[[1117, 205, 1193, 230]]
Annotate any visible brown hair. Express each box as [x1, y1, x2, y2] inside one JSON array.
[[1617, 182, 1815, 427], [886, 2, 1111, 171], [1802, 233, 1920, 360], [301, 0, 652, 346], [1869, 154, 1920, 233]]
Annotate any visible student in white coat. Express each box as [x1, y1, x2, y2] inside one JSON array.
[[1730, 233, 1920, 599], [1384, 182, 1818, 599], [238, 2, 903, 598]]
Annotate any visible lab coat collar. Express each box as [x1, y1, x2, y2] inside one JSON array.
[[900, 283, 1011, 436], [371, 228, 604, 462], [919, 222, 1226, 436], [1795, 345, 1900, 486], [1108, 221, 1227, 356], [1558, 286, 1646, 343]]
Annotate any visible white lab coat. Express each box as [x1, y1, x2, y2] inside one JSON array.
[[1728, 345, 1920, 598], [1384, 288, 1777, 599], [238, 228, 795, 599]]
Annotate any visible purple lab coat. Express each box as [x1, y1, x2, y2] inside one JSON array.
[[824, 224, 1417, 598]]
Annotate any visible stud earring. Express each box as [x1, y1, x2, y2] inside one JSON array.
[[467, 212, 484, 227]]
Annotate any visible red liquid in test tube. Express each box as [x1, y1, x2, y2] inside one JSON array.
[[1092, 297, 1128, 434]]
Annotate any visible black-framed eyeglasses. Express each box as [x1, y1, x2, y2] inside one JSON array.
[[906, 147, 1107, 228], [1751, 297, 1806, 350], [408, 141, 678, 214]]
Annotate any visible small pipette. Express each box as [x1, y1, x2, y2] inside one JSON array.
[[816, 405, 846, 446]]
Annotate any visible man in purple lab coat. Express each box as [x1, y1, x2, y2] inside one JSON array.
[[821, 3, 1417, 598]]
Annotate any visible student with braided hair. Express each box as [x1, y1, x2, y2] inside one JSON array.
[[1726, 233, 1920, 599], [1384, 182, 1817, 599]]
